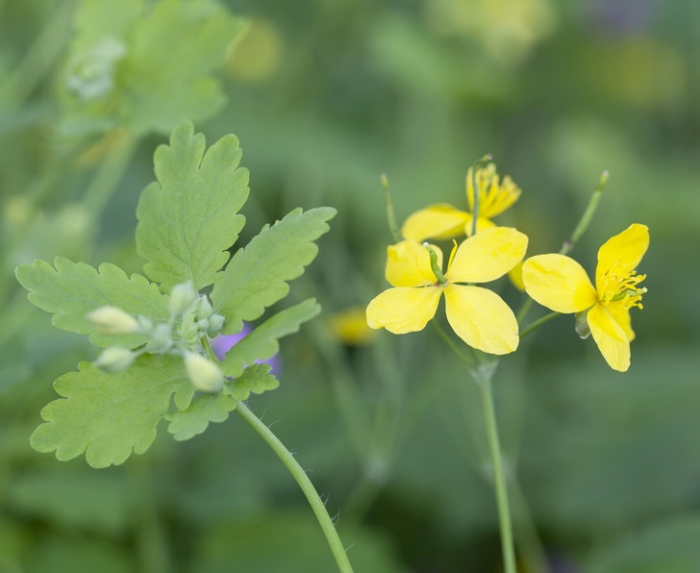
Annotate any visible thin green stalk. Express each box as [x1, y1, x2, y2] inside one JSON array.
[[431, 321, 475, 369], [561, 171, 608, 256], [520, 311, 560, 339], [474, 371, 517, 573], [234, 400, 354, 573]]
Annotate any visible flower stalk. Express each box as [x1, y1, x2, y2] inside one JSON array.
[[473, 365, 517, 573]]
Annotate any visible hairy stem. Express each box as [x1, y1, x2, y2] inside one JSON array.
[[235, 400, 354, 573]]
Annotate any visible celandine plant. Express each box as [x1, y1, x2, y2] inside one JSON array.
[[16, 122, 355, 573], [367, 162, 649, 573]]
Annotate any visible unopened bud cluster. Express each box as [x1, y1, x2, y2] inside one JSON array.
[[87, 281, 227, 391]]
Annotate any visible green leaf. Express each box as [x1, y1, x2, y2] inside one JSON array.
[[122, 0, 247, 134], [136, 121, 250, 292], [221, 298, 321, 378], [211, 208, 335, 334], [71, 0, 142, 51], [166, 392, 236, 442], [15, 257, 169, 348], [58, 0, 246, 136], [31, 355, 193, 468], [228, 364, 279, 401]]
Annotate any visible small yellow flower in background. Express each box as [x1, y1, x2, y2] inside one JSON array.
[[522, 224, 649, 372], [401, 163, 521, 242], [329, 307, 375, 345], [366, 227, 528, 355]]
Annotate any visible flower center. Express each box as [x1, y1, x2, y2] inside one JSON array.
[[598, 265, 647, 310], [468, 164, 520, 219]]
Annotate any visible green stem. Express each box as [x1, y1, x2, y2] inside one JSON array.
[[431, 321, 475, 368], [234, 400, 354, 573], [560, 170, 608, 256], [380, 173, 401, 243], [520, 311, 560, 339], [475, 371, 517, 573]]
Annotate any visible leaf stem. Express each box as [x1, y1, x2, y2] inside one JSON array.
[[474, 369, 517, 573], [234, 400, 354, 573]]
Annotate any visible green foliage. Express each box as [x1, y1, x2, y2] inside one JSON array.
[[228, 364, 279, 401], [17, 120, 333, 467], [211, 208, 336, 334], [585, 515, 700, 573], [166, 365, 281, 441], [31, 355, 192, 468], [166, 391, 236, 442], [221, 298, 320, 378], [136, 121, 249, 292], [15, 257, 169, 348], [59, 0, 246, 136]]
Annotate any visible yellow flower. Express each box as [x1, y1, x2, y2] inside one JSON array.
[[522, 224, 649, 372], [366, 227, 528, 355], [401, 163, 521, 241]]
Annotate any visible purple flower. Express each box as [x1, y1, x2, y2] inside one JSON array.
[[210, 324, 281, 375]]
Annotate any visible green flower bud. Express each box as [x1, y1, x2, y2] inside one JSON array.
[[169, 281, 197, 317], [147, 323, 173, 353], [207, 314, 225, 333], [184, 351, 224, 393], [95, 347, 135, 372], [87, 306, 140, 335], [196, 296, 213, 319]]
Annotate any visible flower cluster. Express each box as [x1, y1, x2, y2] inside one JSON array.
[[88, 280, 230, 391], [367, 162, 649, 371]]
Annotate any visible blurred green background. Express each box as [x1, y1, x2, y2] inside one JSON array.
[[1, 0, 699, 571]]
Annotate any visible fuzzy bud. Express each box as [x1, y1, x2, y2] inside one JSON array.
[[95, 347, 135, 372], [184, 351, 224, 393], [196, 296, 213, 319], [87, 306, 140, 335], [169, 281, 197, 317]]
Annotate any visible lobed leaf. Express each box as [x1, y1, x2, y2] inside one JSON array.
[[228, 364, 279, 401], [15, 257, 169, 348], [166, 392, 236, 442], [220, 298, 321, 378], [30, 355, 193, 468], [136, 121, 250, 292], [211, 208, 335, 334]]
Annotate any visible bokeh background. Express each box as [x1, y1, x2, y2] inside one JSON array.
[[1, 0, 699, 571]]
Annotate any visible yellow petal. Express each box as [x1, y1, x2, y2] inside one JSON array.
[[588, 303, 631, 372], [401, 204, 469, 242], [462, 214, 497, 237], [508, 260, 525, 292], [522, 254, 597, 313], [443, 284, 519, 355], [596, 224, 649, 287], [385, 240, 442, 287], [446, 227, 528, 284], [607, 303, 636, 342], [366, 286, 442, 334]]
